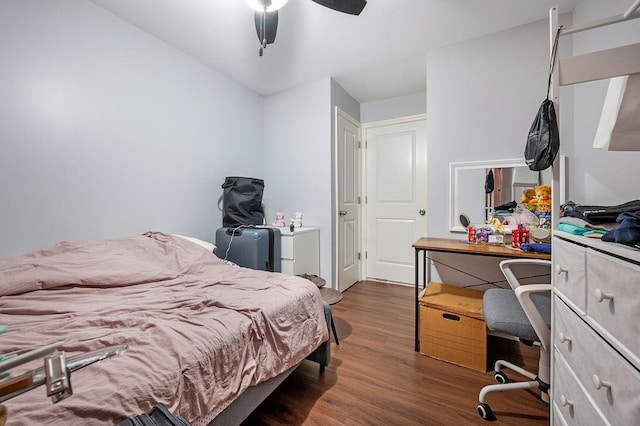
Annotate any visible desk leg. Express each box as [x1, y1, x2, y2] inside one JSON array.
[[415, 248, 420, 352], [423, 249, 428, 289]]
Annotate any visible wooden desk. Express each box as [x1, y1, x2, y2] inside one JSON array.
[[412, 237, 551, 352]]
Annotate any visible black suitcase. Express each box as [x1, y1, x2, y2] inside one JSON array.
[[215, 226, 281, 272], [115, 403, 191, 426]]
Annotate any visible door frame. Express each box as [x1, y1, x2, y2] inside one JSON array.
[[360, 113, 427, 284], [333, 107, 362, 291]]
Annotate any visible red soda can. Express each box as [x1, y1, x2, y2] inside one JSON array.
[[512, 228, 521, 248]]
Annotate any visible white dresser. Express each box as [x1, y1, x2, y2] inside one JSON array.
[[279, 227, 320, 276], [552, 231, 640, 425]]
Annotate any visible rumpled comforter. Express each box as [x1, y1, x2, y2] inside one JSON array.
[[0, 232, 328, 425]]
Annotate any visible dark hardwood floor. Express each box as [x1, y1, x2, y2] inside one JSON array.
[[243, 281, 549, 425]]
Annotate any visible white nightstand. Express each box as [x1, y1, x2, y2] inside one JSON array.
[[279, 227, 319, 276]]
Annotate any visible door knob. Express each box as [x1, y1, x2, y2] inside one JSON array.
[[339, 210, 347, 216], [419, 209, 426, 216]]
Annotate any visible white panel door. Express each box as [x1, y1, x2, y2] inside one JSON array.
[[337, 110, 361, 292], [365, 118, 427, 284]]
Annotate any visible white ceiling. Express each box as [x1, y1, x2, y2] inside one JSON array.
[[88, 0, 581, 103]]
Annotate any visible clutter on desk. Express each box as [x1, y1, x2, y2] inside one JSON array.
[[466, 206, 549, 246], [465, 184, 555, 249], [511, 224, 530, 248], [519, 242, 552, 254]]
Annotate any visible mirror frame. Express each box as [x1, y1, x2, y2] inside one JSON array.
[[448, 157, 567, 232]]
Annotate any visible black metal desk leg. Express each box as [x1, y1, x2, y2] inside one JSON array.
[[423, 250, 427, 289], [415, 248, 420, 352]]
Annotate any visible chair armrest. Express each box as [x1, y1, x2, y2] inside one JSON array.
[[515, 284, 552, 351]]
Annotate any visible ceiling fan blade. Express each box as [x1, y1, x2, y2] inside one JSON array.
[[310, 0, 366, 15], [254, 10, 278, 45]]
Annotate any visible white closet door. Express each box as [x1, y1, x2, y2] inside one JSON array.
[[365, 117, 427, 284]]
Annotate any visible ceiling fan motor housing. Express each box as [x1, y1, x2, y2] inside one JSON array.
[[251, 0, 367, 55]]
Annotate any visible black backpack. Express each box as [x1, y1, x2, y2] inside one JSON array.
[[220, 176, 265, 227], [524, 27, 561, 171]]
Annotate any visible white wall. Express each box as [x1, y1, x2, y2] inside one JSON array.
[[426, 19, 558, 238], [0, 0, 264, 257], [361, 92, 426, 124], [263, 79, 334, 286], [569, 0, 640, 205]]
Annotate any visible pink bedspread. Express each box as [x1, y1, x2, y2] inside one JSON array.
[[0, 232, 328, 425]]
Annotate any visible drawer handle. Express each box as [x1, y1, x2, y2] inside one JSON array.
[[555, 265, 568, 275], [442, 313, 460, 321], [594, 288, 614, 303], [592, 374, 612, 390], [559, 332, 572, 345], [560, 395, 574, 408]]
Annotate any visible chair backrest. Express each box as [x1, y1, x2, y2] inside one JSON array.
[[499, 258, 552, 291], [499, 259, 552, 351]]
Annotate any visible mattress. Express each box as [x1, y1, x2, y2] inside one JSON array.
[[0, 232, 328, 425]]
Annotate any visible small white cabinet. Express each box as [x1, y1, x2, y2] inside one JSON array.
[[552, 231, 640, 425], [279, 227, 319, 276]]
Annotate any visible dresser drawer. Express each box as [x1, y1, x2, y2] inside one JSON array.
[[587, 249, 640, 364], [552, 403, 569, 426], [553, 350, 607, 425], [553, 237, 587, 313], [554, 297, 640, 425]]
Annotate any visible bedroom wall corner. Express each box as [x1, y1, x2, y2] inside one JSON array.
[[263, 78, 333, 287]]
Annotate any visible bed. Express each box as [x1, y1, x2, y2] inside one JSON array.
[[0, 232, 329, 425]]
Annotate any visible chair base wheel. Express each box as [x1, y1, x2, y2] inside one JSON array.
[[477, 402, 494, 420], [495, 371, 508, 384]]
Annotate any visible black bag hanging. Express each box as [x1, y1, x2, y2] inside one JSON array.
[[484, 169, 494, 194], [524, 27, 562, 171], [221, 176, 265, 227]]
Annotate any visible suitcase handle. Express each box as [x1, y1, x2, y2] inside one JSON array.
[[226, 228, 243, 236]]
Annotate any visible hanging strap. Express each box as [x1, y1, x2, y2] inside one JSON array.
[[546, 26, 563, 100]]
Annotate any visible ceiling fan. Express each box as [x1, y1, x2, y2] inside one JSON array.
[[246, 0, 367, 56]]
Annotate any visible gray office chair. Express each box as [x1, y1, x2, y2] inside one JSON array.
[[477, 259, 552, 420]]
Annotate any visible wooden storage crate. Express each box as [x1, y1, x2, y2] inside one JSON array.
[[419, 282, 487, 372]]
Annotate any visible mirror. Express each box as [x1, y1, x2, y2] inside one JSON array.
[[449, 157, 566, 232]]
